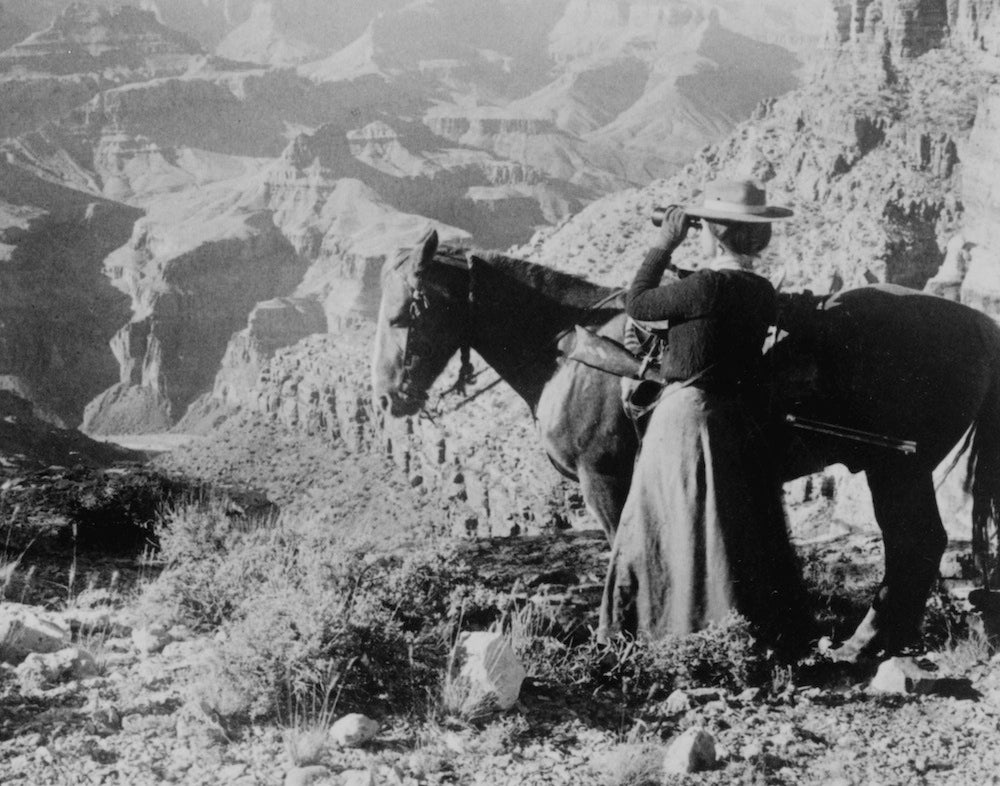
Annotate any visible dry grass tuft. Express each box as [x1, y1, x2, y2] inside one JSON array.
[[937, 624, 994, 673], [592, 743, 664, 786], [282, 662, 348, 767]]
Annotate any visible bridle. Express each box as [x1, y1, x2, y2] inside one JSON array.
[[397, 247, 626, 415], [397, 249, 477, 410]]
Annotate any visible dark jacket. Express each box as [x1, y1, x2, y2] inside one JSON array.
[[627, 247, 775, 388]]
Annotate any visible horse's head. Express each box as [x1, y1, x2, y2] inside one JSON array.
[[372, 229, 472, 417]]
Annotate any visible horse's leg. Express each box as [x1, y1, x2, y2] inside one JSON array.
[[579, 468, 630, 544], [836, 465, 946, 658]]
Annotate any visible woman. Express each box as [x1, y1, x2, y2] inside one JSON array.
[[599, 179, 809, 645]]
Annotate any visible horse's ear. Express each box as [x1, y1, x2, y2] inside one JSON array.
[[414, 228, 439, 276]]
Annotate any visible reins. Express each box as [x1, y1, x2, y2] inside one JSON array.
[[447, 280, 626, 413]]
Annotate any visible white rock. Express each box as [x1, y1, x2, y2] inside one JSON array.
[[284, 766, 332, 786], [340, 770, 376, 786], [664, 689, 691, 714], [442, 730, 467, 754], [329, 713, 379, 747], [448, 631, 525, 712], [662, 727, 717, 775], [15, 647, 97, 689], [869, 657, 942, 695], [131, 624, 172, 656], [0, 603, 70, 663]]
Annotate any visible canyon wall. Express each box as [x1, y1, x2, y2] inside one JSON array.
[[0, 166, 140, 427]]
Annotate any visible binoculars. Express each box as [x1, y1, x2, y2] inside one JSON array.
[[651, 206, 702, 229]]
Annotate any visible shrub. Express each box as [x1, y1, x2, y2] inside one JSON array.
[[136, 498, 274, 629], [141, 500, 484, 720], [646, 614, 772, 692], [0, 467, 198, 553], [921, 580, 970, 651], [552, 613, 776, 700]]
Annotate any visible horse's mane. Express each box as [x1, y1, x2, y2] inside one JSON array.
[[438, 244, 619, 310]]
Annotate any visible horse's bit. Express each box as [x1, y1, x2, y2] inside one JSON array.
[[398, 252, 477, 410]]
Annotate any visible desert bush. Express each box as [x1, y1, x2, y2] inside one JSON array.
[[921, 580, 970, 651], [136, 498, 274, 628], [549, 613, 775, 699], [800, 547, 872, 642], [142, 500, 488, 720], [645, 614, 772, 691]]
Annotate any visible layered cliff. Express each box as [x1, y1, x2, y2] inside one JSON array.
[[0, 1, 825, 434], [214, 2, 321, 66], [520, 0, 999, 304], [0, 4, 203, 76], [0, 161, 140, 427]]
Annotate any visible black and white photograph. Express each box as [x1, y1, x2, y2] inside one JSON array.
[[1, 1, 999, 784]]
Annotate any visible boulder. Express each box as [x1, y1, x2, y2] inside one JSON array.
[[447, 631, 526, 713], [0, 604, 71, 664], [664, 689, 691, 714], [329, 713, 379, 748], [15, 647, 98, 690], [662, 727, 717, 775], [869, 657, 942, 695]]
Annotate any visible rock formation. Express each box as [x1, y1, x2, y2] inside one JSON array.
[[214, 1, 322, 66], [81, 207, 305, 433], [0, 163, 140, 426], [958, 84, 1000, 314], [0, 1, 832, 433], [0, 4, 202, 76], [520, 0, 999, 304], [511, 0, 1000, 540], [0, 390, 139, 473]]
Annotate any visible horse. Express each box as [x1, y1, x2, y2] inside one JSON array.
[[371, 229, 1000, 659]]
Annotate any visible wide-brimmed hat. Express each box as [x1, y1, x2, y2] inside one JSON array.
[[685, 179, 793, 223]]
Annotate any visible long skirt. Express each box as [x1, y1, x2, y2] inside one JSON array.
[[599, 385, 808, 643]]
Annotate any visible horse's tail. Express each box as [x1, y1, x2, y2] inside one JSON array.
[[965, 317, 1000, 589]]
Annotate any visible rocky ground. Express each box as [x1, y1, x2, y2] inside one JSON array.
[[2, 413, 999, 786]]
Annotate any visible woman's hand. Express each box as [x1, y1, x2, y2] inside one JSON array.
[[652, 205, 691, 253]]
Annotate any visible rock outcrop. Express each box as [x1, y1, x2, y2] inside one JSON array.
[[520, 1, 999, 303], [0, 4, 203, 76], [82, 209, 305, 433], [0, 0, 853, 434], [0, 165, 141, 426], [958, 84, 1000, 315], [212, 297, 327, 408], [496, 0, 1000, 543], [215, 1, 322, 66], [0, 390, 139, 474]]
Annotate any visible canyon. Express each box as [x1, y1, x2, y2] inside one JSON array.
[[0, 0, 821, 429], [1, 0, 998, 542]]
